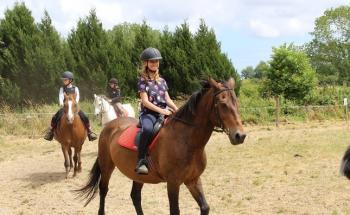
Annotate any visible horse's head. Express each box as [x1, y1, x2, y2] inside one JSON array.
[[208, 77, 246, 145], [94, 94, 110, 116], [63, 93, 78, 124]]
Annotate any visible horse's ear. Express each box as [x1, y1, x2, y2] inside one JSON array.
[[207, 77, 220, 89], [94, 94, 96, 98], [225, 77, 236, 89]]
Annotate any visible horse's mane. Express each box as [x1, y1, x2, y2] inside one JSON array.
[[97, 94, 109, 101], [173, 81, 211, 121]]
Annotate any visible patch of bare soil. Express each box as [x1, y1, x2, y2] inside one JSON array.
[[0, 121, 350, 214]]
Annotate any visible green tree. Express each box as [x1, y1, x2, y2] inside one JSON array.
[[0, 2, 40, 104], [108, 23, 140, 96], [194, 20, 240, 91], [67, 9, 110, 98], [254, 61, 269, 79], [306, 5, 350, 85], [241, 66, 255, 79], [34, 11, 67, 102], [169, 21, 199, 94], [262, 44, 317, 126]]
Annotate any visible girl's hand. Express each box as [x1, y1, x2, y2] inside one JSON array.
[[163, 109, 172, 116]]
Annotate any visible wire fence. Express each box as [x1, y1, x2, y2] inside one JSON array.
[[0, 104, 349, 137]]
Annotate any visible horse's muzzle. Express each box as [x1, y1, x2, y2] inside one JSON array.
[[229, 131, 246, 145]]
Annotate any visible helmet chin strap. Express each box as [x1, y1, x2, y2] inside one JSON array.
[[64, 79, 73, 87]]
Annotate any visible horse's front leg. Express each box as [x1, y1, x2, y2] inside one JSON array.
[[61, 146, 70, 179], [68, 147, 73, 172], [77, 146, 82, 173], [167, 182, 180, 215], [185, 177, 209, 215]]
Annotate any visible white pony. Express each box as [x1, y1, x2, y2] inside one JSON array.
[[93, 94, 135, 126]]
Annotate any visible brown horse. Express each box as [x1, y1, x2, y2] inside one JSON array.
[[54, 94, 87, 178], [77, 77, 246, 214], [341, 146, 350, 179]]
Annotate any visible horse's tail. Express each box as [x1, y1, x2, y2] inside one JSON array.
[[74, 158, 101, 206], [341, 146, 350, 179]]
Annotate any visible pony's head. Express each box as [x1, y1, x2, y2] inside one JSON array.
[[63, 93, 78, 124], [208, 77, 246, 144], [93, 94, 102, 116], [93, 94, 110, 117]]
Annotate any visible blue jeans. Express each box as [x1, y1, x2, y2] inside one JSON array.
[[138, 113, 160, 159]]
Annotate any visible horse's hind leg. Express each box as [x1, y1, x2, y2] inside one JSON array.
[[98, 156, 115, 215], [61, 146, 70, 179], [185, 177, 209, 215], [130, 181, 144, 215]]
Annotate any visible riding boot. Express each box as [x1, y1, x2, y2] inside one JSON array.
[[44, 127, 54, 141], [135, 142, 149, 174], [78, 110, 97, 141], [87, 127, 97, 141], [44, 109, 63, 141], [135, 158, 148, 174]]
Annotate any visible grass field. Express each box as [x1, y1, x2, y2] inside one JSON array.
[[0, 121, 350, 214]]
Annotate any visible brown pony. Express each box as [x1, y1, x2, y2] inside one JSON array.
[[77, 77, 246, 214], [55, 93, 87, 178]]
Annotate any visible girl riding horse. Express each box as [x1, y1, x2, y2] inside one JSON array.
[[106, 78, 128, 117], [135, 47, 178, 174], [44, 71, 97, 141]]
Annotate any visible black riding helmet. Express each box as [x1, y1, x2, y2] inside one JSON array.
[[61, 71, 74, 80], [140, 47, 162, 61], [108, 78, 118, 84]]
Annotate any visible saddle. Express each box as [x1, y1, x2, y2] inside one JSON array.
[[117, 116, 166, 151]]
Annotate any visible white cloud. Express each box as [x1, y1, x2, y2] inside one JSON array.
[[0, 0, 349, 38], [249, 19, 280, 38]]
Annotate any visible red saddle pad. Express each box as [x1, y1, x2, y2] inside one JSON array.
[[117, 125, 160, 151]]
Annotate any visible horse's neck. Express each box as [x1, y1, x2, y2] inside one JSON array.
[[101, 99, 117, 123], [171, 93, 215, 149]]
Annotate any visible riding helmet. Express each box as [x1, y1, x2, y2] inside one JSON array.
[[108, 78, 118, 84], [140, 47, 162, 61], [61, 71, 74, 80]]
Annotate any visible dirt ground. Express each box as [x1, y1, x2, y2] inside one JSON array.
[[1, 121, 350, 215]]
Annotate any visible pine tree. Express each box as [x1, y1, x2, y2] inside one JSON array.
[[34, 10, 67, 102], [0, 2, 40, 104], [67, 9, 110, 98]]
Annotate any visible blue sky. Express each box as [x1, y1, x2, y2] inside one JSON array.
[[1, 0, 349, 72]]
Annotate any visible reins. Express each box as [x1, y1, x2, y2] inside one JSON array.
[[170, 86, 234, 134]]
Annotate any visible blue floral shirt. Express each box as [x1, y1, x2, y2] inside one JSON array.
[[137, 77, 169, 114]]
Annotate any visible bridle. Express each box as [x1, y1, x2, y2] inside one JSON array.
[[213, 87, 233, 135], [96, 96, 108, 114], [171, 86, 234, 134]]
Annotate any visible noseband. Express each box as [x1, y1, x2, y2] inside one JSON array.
[[170, 86, 235, 134]]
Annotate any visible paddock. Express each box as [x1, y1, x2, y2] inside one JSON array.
[[0, 121, 349, 214]]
